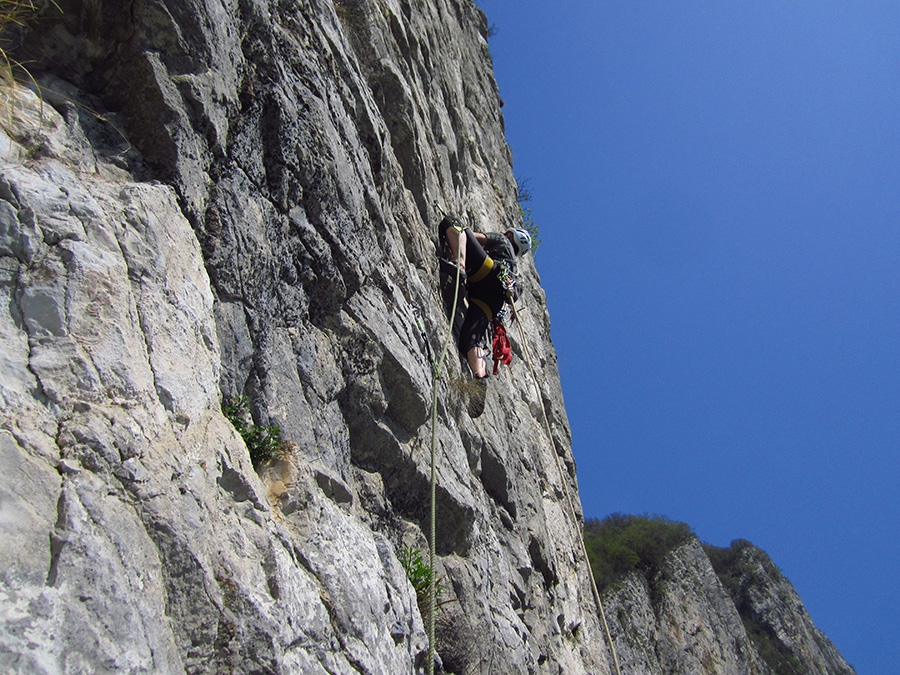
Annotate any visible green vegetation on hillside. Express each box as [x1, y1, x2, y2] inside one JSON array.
[[583, 513, 695, 593]]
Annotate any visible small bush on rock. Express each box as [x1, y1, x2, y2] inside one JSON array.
[[516, 179, 542, 254], [222, 396, 286, 467], [399, 547, 444, 615]]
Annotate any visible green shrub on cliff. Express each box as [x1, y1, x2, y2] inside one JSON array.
[[583, 513, 695, 592], [516, 179, 542, 254], [399, 547, 444, 615], [222, 396, 285, 466]]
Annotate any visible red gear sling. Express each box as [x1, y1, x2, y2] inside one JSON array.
[[491, 323, 512, 375]]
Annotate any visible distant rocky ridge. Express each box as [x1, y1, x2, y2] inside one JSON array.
[[602, 537, 856, 675], [0, 1, 854, 673]]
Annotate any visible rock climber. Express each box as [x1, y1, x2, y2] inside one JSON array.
[[438, 214, 532, 416]]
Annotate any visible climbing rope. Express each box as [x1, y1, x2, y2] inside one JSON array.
[[506, 291, 623, 675], [421, 204, 619, 673], [426, 203, 466, 675]]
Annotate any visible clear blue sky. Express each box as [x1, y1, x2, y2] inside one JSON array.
[[477, 2, 900, 673]]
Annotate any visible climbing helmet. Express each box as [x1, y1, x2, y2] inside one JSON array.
[[506, 227, 532, 256]]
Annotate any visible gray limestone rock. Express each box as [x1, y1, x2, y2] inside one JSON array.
[[602, 539, 856, 675], [603, 540, 771, 675], [717, 542, 856, 675], [0, 1, 854, 674], [2, 1, 604, 672]]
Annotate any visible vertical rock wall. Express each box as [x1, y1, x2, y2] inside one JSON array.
[[1, 1, 609, 673], [1, 2, 856, 674]]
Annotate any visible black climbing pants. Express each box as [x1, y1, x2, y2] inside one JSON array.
[[439, 217, 506, 354]]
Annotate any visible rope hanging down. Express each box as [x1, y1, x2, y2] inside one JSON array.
[[506, 291, 622, 675], [423, 203, 618, 673], [425, 202, 465, 675]]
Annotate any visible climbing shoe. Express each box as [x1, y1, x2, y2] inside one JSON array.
[[438, 257, 466, 283], [467, 376, 488, 418]]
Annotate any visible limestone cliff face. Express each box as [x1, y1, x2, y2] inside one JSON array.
[[2, 1, 605, 673], [602, 540, 856, 675], [603, 541, 769, 675], [0, 2, 855, 674]]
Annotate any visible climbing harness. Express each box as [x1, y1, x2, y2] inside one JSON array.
[[506, 290, 622, 675]]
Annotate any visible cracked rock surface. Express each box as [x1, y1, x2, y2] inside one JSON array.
[[601, 540, 856, 675], [1, 1, 605, 673], [0, 2, 857, 674]]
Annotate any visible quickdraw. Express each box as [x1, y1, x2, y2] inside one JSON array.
[[495, 259, 516, 294]]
